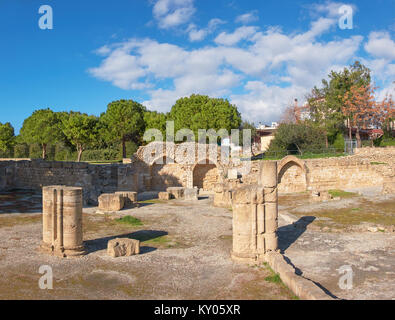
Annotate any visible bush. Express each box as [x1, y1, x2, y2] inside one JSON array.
[[13, 143, 29, 158], [28, 144, 43, 159], [380, 138, 395, 147], [332, 133, 345, 152], [81, 148, 120, 161], [267, 122, 326, 154]]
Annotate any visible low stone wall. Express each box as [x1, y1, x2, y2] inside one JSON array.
[[265, 252, 333, 300], [1, 147, 393, 205], [0, 160, 148, 205], [239, 148, 394, 193]]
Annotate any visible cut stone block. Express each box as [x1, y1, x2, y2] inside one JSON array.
[[158, 192, 171, 200], [98, 193, 125, 212], [115, 191, 138, 208], [107, 238, 140, 257], [166, 187, 185, 199], [227, 169, 238, 180], [184, 188, 198, 201]]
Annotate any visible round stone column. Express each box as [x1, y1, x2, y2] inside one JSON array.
[[40, 186, 85, 257], [261, 161, 279, 252]]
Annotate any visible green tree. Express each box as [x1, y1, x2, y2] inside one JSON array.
[[0, 122, 15, 154], [144, 110, 168, 138], [268, 123, 326, 155], [168, 94, 242, 141], [19, 108, 62, 159], [100, 100, 146, 158], [61, 112, 99, 162], [307, 61, 371, 144], [239, 120, 256, 145]]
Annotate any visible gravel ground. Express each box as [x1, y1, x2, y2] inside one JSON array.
[[278, 189, 395, 300], [0, 194, 294, 300]]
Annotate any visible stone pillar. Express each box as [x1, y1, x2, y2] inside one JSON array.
[[40, 186, 85, 258], [261, 161, 278, 252], [231, 185, 265, 263], [186, 168, 193, 189], [231, 161, 279, 264]]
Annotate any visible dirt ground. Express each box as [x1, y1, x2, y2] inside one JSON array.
[[278, 187, 395, 300], [0, 188, 393, 300], [0, 192, 295, 300]]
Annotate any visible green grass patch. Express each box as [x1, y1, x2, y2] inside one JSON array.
[[138, 199, 164, 204], [116, 215, 143, 226], [370, 161, 388, 165], [328, 189, 357, 198], [253, 152, 345, 161], [262, 262, 299, 300], [264, 274, 282, 284]]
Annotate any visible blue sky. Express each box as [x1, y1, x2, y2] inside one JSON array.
[[0, 0, 394, 133]]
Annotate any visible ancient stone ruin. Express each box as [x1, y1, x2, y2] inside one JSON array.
[[40, 186, 85, 257], [231, 162, 278, 263], [107, 238, 140, 258]]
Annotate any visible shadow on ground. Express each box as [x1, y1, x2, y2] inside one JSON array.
[[84, 230, 168, 254], [278, 216, 316, 252], [278, 216, 341, 299]]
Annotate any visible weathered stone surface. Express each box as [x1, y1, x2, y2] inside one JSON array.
[[115, 191, 137, 208], [167, 187, 185, 199], [184, 188, 198, 201], [107, 238, 140, 257], [40, 186, 85, 258], [158, 192, 171, 200], [227, 169, 238, 180], [98, 193, 125, 211], [213, 187, 233, 208], [311, 190, 333, 202], [232, 166, 278, 263], [382, 181, 395, 194]]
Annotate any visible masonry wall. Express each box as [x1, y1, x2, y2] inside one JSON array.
[[0, 160, 150, 205], [239, 147, 394, 192], [0, 147, 393, 204]]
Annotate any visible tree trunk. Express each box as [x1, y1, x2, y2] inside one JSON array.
[[42, 144, 47, 160], [122, 138, 127, 159], [77, 145, 83, 162], [356, 127, 361, 148], [325, 134, 328, 149], [348, 119, 352, 140]]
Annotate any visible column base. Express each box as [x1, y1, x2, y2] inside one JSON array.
[[39, 241, 86, 258], [231, 251, 265, 264]]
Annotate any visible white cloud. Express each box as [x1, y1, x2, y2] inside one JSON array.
[[152, 0, 196, 29], [214, 26, 258, 46], [187, 18, 225, 42], [90, 3, 394, 124], [235, 11, 259, 24], [364, 31, 395, 60], [310, 1, 357, 18]]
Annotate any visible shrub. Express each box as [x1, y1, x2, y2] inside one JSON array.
[[332, 133, 345, 152]]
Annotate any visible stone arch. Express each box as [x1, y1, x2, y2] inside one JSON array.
[[150, 156, 182, 191], [192, 160, 219, 191], [277, 156, 307, 193]]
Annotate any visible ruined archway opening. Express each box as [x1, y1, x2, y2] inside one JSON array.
[[150, 157, 181, 191], [193, 163, 218, 191], [278, 161, 307, 193]]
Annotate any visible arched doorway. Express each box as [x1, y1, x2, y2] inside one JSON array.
[[150, 156, 181, 191], [277, 156, 307, 193], [193, 163, 218, 191]]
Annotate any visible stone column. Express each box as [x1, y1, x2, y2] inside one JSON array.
[[231, 185, 265, 263], [261, 161, 279, 252], [231, 161, 279, 264], [186, 168, 193, 189], [40, 186, 85, 258]]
